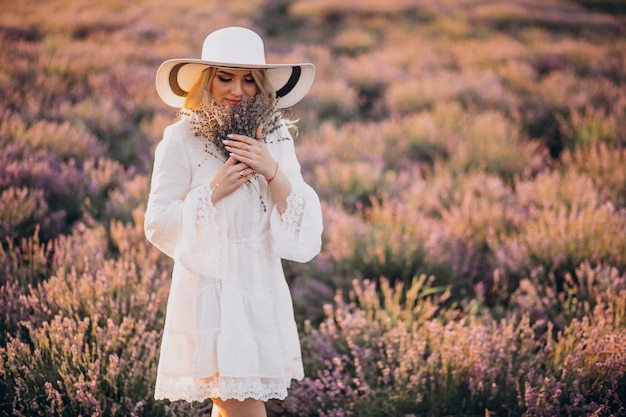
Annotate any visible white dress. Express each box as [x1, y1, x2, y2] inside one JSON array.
[[144, 115, 323, 402]]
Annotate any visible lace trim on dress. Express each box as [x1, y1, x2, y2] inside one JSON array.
[[179, 184, 225, 279], [196, 186, 217, 230], [195, 185, 222, 279], [155, 369, 304, 403], [281, 184, 306, 233]]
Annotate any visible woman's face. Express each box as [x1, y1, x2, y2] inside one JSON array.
[[210, 68, 259, 105]]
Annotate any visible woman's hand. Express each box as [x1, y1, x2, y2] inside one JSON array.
[[222, 124, 292, 214], [210, 157, 255, 204], [222, 125, 276, 179]]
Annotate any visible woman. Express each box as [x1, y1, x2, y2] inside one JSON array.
[[145, 27, 323, 417]]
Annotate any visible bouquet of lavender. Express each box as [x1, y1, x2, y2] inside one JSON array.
[[180, 94, 282, 162]]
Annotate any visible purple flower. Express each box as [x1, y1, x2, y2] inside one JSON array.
[[179, 94, 281, 162]]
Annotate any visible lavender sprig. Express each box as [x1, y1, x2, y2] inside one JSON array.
[[180, 94, 281, 162]]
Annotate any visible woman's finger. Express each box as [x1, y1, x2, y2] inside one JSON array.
[[236, 167, 255, 178], [225, 134, 253, 146], [224, 137, 254, 155]]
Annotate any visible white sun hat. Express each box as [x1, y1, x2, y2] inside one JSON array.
[[155, 26, 315, 109]]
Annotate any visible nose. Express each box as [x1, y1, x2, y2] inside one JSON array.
[[231, 80, 243, 96]]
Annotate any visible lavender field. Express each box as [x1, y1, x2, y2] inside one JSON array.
[[1, 0, 625, 416]]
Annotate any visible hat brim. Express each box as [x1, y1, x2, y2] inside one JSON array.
[[155, 58, 315, 109]]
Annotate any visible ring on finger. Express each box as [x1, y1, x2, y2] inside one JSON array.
[[239, 170, 244, 177], [247, 145, 251, 151]]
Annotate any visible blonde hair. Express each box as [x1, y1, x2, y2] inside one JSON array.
[[182, 67, 216, 109], [183, 67, 274, 110]]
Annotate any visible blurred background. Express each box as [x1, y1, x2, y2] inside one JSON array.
[[1, 0, 625, 415]]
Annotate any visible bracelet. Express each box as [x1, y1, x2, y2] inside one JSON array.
[[266, 162, 279, 185]]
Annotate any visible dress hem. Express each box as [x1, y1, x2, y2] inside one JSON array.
[[154, 372, 304, 403]]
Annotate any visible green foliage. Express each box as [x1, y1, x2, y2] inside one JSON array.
[[563, 143, 626, 208], [284, 276, 626, 416], [0, 218, 187, 416], [0, 315, 164, 417]]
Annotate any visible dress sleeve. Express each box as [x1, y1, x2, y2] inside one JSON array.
[[144, 124, 188, 259], [144, 123, 227, 278], [269, 125, 323, 263], [178, 184, 227, 278]]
